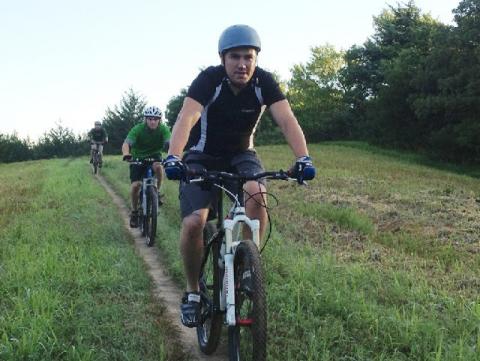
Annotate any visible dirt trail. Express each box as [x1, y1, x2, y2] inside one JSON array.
[[96, 174, 227, 361]]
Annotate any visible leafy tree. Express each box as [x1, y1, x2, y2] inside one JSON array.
[[287, 44, 350, 141], [165, 88, 187, 128], [342, 2, 448, 149], [34, 122, 87, 159], [454, 0, 480, 47], [102, 88, 147, 153], [424, 0, 480, 162]]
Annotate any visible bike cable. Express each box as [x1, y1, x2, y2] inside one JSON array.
[[244, 186, 280, 253]]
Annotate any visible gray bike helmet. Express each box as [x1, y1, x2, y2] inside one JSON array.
[[218, 24, 261, 55]]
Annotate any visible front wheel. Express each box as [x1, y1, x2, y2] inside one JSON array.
[[92, 152, 99, 174], [139, 189, 146, 236], [197, 222, 223, 354], [228, 240, 266, 361], [145, 186, 157, 247]]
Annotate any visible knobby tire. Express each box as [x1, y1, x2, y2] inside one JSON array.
[[139, 189, 146, 237], [197, 222, 223, 354], [145, 185, 157, 247], [228, 239, 266, 361]]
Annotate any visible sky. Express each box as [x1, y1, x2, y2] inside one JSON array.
[[0, 0, 461, 141]]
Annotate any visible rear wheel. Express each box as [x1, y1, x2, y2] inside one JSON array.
[[228, 240, 266, 361], [145, 186, 157, 247], [197, 222, 223, 354]]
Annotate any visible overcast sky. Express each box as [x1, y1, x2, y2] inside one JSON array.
[[0, 0, 460, 140]]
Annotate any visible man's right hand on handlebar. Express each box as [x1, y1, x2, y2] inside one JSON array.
[[163, 155, 185, 180], [290, 156, 316, 184], [122, 154, 132, 162]]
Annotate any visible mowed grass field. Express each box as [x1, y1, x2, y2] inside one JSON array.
[[2, 142, 480, 360], [0, 158, 189, 361]]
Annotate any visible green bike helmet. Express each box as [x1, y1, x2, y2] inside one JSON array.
[[218, 24, 261, 55]]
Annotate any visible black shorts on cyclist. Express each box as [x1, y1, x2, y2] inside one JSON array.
[[179, 150, 265, 219]]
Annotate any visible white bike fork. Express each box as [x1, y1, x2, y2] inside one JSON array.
[[220, 207, 260, 326]]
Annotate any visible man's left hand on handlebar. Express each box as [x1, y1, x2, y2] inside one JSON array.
[[122, 154, 132, 162], [163, 155, 185, 180], [290, 156, 316, 184]]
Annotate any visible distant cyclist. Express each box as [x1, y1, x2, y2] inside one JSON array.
[[163, 24, 316, 327], [121, 106, 171, 228], [88, 121, 108, 167]]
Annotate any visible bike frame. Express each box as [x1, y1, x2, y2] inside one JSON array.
[[91, 141, 103, 155], [130, 160, 158, 219], [141, 165, 157, 218], [192, 171, 289, 327], [91, 142, 103, 165]]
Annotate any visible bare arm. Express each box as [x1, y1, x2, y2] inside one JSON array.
[[167, 97, 203, 157], [269, 99, 309, 157], [121, 142, 130, 156]]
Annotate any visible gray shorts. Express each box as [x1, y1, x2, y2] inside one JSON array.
[[179, 150, 265, 218]]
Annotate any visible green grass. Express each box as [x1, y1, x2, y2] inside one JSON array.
[[106, 142, 480, 361], [101, 143, 480, 360], [0, 158, 188, 361], [101, 158, 186, 285], [257, 143, 480, 360], [3, 141, 480, 360]]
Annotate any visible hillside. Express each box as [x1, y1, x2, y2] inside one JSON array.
[[1, 142, 479, 360]]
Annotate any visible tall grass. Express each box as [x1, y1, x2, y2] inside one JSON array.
[[0, 158, 188, 360], [4, 140, 478, 360], [101, 142, 480, 360]]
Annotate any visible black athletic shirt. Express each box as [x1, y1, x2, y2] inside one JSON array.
[[186, 65, 285, 156], [88, 127, 108, 142]]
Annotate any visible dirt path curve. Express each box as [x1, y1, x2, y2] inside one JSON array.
[[96, 174, 227, 361]]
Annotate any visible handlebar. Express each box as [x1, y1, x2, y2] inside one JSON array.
[[185, 168, 295, 184], [127, 157, 162, 166]]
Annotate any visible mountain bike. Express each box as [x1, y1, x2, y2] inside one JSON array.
[[130, 158, 161, 247], [91, 142, 103, 174], [187, 168, 296, 361]]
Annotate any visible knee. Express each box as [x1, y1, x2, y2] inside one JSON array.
[[131, 182, 141, 192], [182, 214, 205, 237], [246, 185, 267, 208], [154, 164, 164, 178]]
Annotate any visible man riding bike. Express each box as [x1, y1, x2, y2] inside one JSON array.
[[121, 106, 171, 228], [163, 24, 316, 328], [88, 121, 108, 167]]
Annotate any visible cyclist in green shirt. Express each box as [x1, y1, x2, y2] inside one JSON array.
[[121, 106, 171, 227]]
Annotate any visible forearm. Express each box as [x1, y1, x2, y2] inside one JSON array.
[[168, 119, 192, 156], [121, 142, 130, 155], [278, 119, 309, 157], [270, 99, 310, 158]]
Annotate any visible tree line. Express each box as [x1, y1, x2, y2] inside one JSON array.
[[0, 124, 87, 163], [0, 89, 145, 163], [2, 0, 478, 164]]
